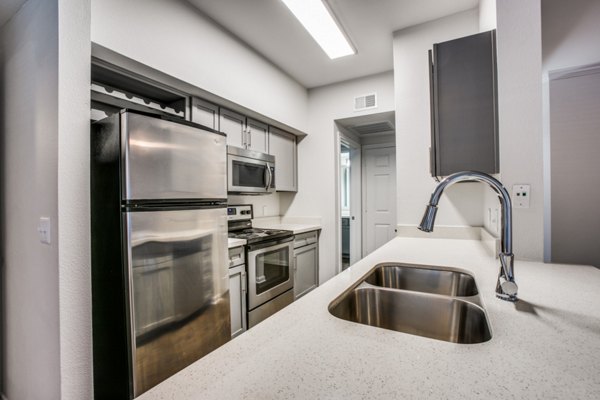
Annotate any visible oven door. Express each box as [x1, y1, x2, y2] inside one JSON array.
[[228, 154, 275, 194], [247, 238, 294, 310]]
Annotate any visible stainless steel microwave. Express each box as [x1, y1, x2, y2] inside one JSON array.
[[227, 146, 275, 194]]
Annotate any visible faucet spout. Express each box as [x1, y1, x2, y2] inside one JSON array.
[[418, 171, 518, 302], [418, 205, 438, 232]]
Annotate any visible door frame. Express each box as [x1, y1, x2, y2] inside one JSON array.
[[343, 136, 362, 266], [334, 128, 362, 274], [361, 143, 397, 256]]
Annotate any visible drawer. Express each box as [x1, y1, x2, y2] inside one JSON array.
[[294, 230, 319, 249], [228, 246, 245, 268]]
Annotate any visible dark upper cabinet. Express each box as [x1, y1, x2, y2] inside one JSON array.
[[429, 30, 499, 177]]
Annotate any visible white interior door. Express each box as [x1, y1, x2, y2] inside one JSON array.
[[363, 146, 397, 255]]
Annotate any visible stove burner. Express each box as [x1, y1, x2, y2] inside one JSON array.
[[228, 227, 293, 244], [227, 205, 293, 244]]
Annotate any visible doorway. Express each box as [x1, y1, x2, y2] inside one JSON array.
[[334, 111, 396, 273], [339, 138, 361, 270]]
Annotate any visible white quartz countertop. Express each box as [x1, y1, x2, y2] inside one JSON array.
[[252, 220, 321, 235], [262, 222, 321, 235], [139, 237, 600, 399], [251, 216, 321, 235], [227, 238, 246, 249]]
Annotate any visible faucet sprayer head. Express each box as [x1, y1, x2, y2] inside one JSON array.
[[418, 204, 438, 232]]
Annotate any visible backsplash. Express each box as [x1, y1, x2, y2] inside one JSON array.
[[228, 193, 281, 217]]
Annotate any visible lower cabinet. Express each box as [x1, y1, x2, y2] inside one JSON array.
[[293, 231, 320, 300], [228, 246, 246, 338]]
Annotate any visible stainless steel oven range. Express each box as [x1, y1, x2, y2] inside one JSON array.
[[228, 205, 294, 328]]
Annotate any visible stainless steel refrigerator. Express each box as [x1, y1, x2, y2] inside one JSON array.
[[91, 110, 230, 399]]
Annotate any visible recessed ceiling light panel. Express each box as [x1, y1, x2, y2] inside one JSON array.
[[281, 0, 356, 59]]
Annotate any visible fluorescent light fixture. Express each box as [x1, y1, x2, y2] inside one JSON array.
[[281, 0, 355, 59]]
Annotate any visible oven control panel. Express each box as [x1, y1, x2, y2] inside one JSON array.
[[227, 205, 253, 221]]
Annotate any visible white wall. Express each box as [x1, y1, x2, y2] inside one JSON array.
[[393, 9, 486, 231], [90, 0, 308, 132], [491, 0, 544, 260], [1, 0, 61, 398], [1, 1, 92, 399], [477, 0, 499, 239], [228, 194, 281, 218], [284, 71, 395, 283], [57, 0, 92, 398], [542, 0, 600, 73], [478, 0, 497, 32]]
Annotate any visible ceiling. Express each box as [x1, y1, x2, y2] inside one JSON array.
[[0, 0, 27, 28], [185, 0, 478, 88]]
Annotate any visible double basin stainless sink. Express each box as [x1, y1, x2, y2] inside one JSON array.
[[328, 263, 492, 344]]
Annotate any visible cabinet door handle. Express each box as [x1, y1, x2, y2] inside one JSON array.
[[241, 270, 247, 293], [247, 129, 252, 147], [242, 128, 247, 148]]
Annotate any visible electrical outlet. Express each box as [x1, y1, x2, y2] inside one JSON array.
[[512, 184, 530, 208]]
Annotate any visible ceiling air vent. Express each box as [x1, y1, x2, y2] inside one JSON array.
[[351, 121, 395, 135], [354, 93, 377, 111]]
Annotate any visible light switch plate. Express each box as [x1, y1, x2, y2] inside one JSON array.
[[38, 217, 51, 244], [512, 184, 530, 208]]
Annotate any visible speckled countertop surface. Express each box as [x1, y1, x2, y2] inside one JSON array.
[[257, 222, 321, 235], [139, 237, 600, 399], [252, 217, 321, 235]]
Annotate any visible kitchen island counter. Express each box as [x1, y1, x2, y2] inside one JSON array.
[[139, 237, 600, 399]]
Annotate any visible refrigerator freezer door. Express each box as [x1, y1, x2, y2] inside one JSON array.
[[122, 112, 227, 201], [124, 207, 229, 397]]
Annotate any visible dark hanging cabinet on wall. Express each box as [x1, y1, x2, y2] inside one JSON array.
[[428, 30, 499, 177]]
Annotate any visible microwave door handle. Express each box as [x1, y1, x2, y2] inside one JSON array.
[[264, 162, 270, 191], [266, 162, 273, 191]]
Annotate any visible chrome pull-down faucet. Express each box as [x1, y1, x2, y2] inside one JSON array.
[[418, 171, 518, 302]]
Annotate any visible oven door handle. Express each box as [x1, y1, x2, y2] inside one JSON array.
[[246, 236, 293, 253]]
